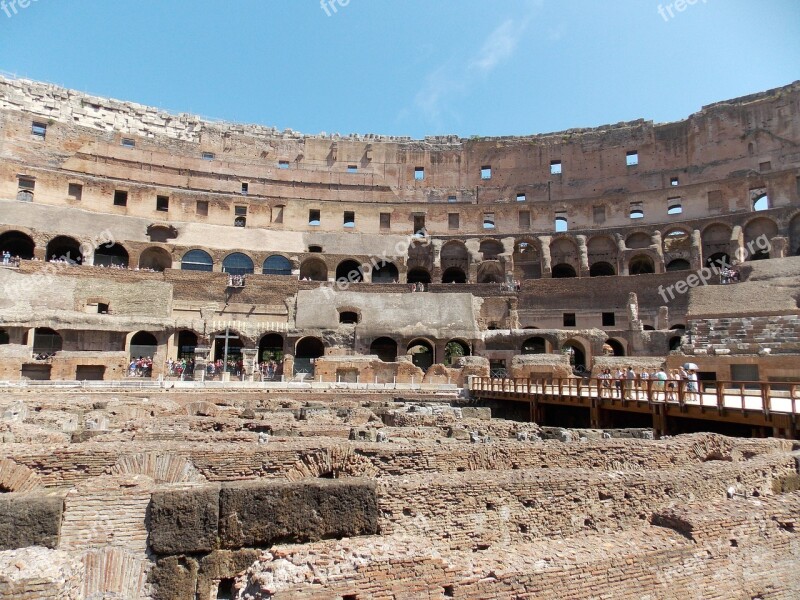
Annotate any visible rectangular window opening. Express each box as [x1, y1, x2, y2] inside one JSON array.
[[121, 138, 135, 149], [68, 183, 83, 201], [278, 160, 290, 169], [563, 313, 576, 327], [555, 212, 568, 232], [593, 205, 606, 225], [626, 151, 639, 167], [343, 211, 355, 228], [235, 206, 248, 216], [448, 213, 460, 230], [481, 166, 492, 180], [347, 165, 358, 173], [550, 160, 562, 175], [31, 122, 47, 139], [379, 213, 391, 230], [202, 151, 215, 161], [629, 202, 644, 219], [113, 190, 128, 207], [273, 205, 284, 224], [670, 177, 679, 186], [16, 178, 35, 202], [448, 195, 458, 203], [196, 200, 209, 216], [241, 182, 249, 195], [516, 193, 526, 202], [156, 195, 169, 212], [602, 312, 616, 327], [483, 212, 495, 230], [518, 210, 530, 229], [413, 215, 426, 235], [309, 209, 321, 226], [414, 167, 425, 181]]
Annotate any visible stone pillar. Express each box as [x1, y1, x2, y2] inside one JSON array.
[[769, 236, 788, 259], [651, 231, 664, 272], [242, 348, 258, 381], [282, 355, 294, 382], [575, 235, 589, 277], [657, 306, 669, 331], [538, 236, 552, 277], [193, 346, 211, 382], [614, 234, 625, 275], [730, 225, 744, 265], [690, 229, 702, 270]]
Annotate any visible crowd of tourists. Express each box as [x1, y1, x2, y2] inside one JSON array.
[[257, 360, 283, 381], [596, 366, 700, 402], [165, 358, 195, 379], [206, 359, 244, 378], [128, 356, 154, 377], [720, 267, 740, 284], [1, 251, 21, 267]]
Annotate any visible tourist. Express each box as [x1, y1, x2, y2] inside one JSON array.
[[685, 368, 699, 403], [624, 366, 636, 400], [599, 368, 612, 398], [614, 368, 624, 398]]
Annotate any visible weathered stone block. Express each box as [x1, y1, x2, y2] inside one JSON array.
[[219, 479, 379, 549], [0, 494, 63, 550], [149, 556, 200, 600], [148, 486, 220, 555], [461, 407, 491, 420]]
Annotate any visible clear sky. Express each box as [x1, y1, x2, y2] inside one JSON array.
[[0, 0, 798, 138]]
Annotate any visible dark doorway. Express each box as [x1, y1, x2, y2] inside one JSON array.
[[370, 337, 398, 362]]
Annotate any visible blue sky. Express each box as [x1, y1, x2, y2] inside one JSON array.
[[0, 0, 798, 138]]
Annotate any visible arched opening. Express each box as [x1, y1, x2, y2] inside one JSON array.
[[176, 330, 197, 360], [670, 324, 686, 330], [32, 328, 62, 354], [625, 232, 651, 249], [605, 339, 625, 357], [258, 333, 284, 363], [666, 259, 691, 272], [440, 241, 469, 275], [46, 236, 83, 264], [139, 247, 172, 272], [299, 258, 328, 281], [562, 341, 587, 370], [643, 325, 655, 331], [589, 262, 615, 277], [222, 253, 254, 275], [669, 336, 683, 351], [370, 337, 398, 363], [336, 260, 364, 283], [442, 267, 467, 284], [262, 255, 292, 276], [0, 329, 9, 344], [129, 331, 157, 359], [181, 249, 213, 272], [372, 261, 399, 283], [744, 217, 777, 261], [522, 337, 546, 354], [629, 255, 655, 275], [407, 339, 434, 371], [211, 331, 243, 370], [552, 263, 577, 278], [479, 240, 504, 261], [477, 261, 504, 284], [94, 243, 129, 268], [705, 252, 730, 269], [513, 240, 541, 280], [0, 231, 35, 260], [407, 268, 432, 284], [444, 339, 470, 366], [295, 337, 325, 376], [752, 194, 769, 211]]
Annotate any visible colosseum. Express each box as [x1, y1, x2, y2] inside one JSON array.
[[0, 74, 798, 599]]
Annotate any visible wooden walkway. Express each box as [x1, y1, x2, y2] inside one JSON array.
[[470, 377, 800, 439]]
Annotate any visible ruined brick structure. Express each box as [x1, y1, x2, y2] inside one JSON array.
[[0, 77, 799, 599]]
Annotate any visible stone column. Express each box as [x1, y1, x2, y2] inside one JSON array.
[[657, 306, 669, 330], [730, 225, 744, 265], [538, 236, 552, 277], [282, 355, 294, 382], [575, 235, 589, 277], [193, 346, 211, 382], [651, 231, 665, 273], [769, 236, 788, 259], [242, 348, 258, 381], [690, 229, 702, 270]]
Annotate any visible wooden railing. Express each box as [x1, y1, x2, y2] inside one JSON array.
[[470, 377, 800, 415]]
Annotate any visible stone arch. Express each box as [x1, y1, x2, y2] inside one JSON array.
[[513, 239, 541, 280], [299, 257, 328, 281], [629, 254, 655, 275], [521, 336, 547, 354], [701, 222, 732, 261], [666, 259, 691, 272], [129, 331, 157, 359], [262, 254, 293, 276], [479, 239, 504, 260], [46, 235, 83, 264], [32, 328, 62, 353], [94, 243, 129, 267], [587, 235, 617, 271], [407, 338, 435, 371], [604, 338, 626, 357], [442, 266, 467, 283], [0, 459, 42, 493], [477, 261, 504, 283], [589, 261, 615, 277], [370, 337, 398, 362], [743, 216, 778, 260], [372, 260, 399, 283], [0, 230, 35, 260], [561, 338, 588, 370], [138, 246, 172, 271], [552, 263, 577, 278], [285, 446, 380, 481], [550, 237, 579, 272], [625, 231, 651, 250], [258, 333, 285, 362], [662, 228, 692, 265], [110, 452, 206, 484], [222, 252, 255, 275], [444, 339, 471, 365], [181, 249, 213, 272], [335, 259, 364, 283], [440, 240, 470, 273], [407, 267, 432, 284]]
